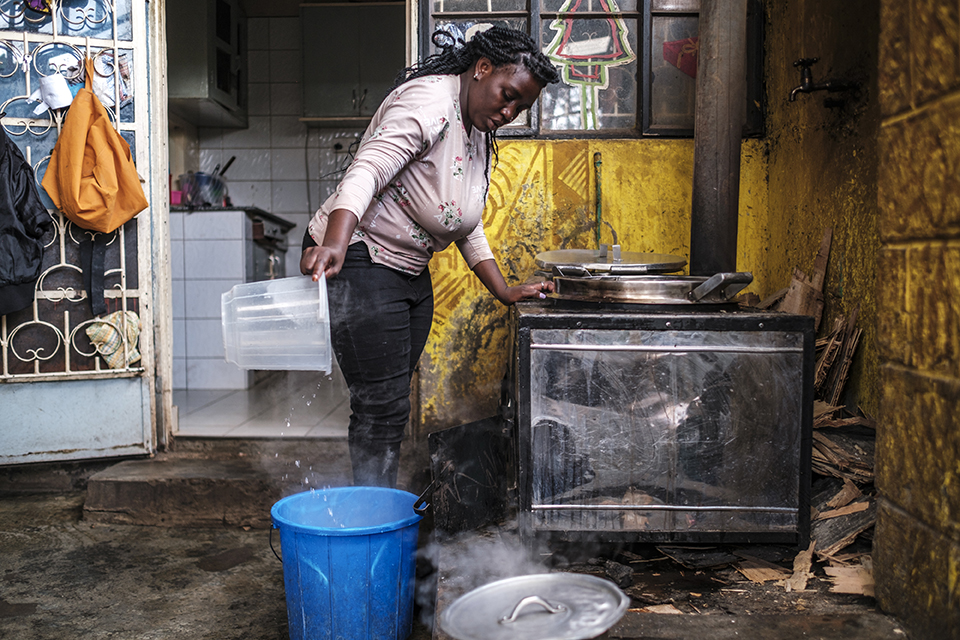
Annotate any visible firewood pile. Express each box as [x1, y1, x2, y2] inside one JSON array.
[[775, 228, 876, 596], [737, 228, 875, 595]]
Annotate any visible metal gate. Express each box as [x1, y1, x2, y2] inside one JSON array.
[[0, 0, 160, 464]]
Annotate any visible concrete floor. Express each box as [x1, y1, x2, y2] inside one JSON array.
[[0, 491, 431, 640], [0, 489, 911, 640]]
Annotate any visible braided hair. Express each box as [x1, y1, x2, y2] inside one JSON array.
[[392, 25, 561, 194]]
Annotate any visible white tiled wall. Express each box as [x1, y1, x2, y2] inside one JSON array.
[[170, 209, 252, 390], [197, 16, 365, 278]]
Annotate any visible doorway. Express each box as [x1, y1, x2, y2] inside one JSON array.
[[166, 11, 360, 439]]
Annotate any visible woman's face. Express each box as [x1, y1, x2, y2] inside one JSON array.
[[465, 59, 544, 134]]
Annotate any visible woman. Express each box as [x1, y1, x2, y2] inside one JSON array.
[[300, 25, 561, 488]]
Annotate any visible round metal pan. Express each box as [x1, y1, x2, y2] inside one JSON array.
[[536, 249, 686, 276], [552, 272, 753, 305], [439, 573, 628, 640]]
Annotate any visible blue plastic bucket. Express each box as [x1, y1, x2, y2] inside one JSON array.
[[271, 487, 422, 640]]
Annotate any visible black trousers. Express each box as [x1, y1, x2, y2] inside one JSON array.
[[327, 243, 434, 487]]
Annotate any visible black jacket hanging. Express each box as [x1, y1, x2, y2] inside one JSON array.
[[0, 125, 52, 316]]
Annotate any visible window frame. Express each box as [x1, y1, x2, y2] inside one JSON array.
[[419, 0, 763, 139]]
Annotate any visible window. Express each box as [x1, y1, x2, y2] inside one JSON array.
[[421, 0, 762, 137]]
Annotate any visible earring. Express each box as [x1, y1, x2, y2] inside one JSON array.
[[473, 73, 479, 80]]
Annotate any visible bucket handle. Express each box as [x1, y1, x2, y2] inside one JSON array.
[[413, 477, 439, 516], [269, 526, 282, 562]]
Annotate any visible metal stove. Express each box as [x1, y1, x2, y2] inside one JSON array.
[[511, 249, 814, 546]]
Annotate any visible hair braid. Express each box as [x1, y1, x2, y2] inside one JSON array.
[[392, 25, 560, 202]]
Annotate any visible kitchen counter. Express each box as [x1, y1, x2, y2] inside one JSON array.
[[171, 206, 296, 231]]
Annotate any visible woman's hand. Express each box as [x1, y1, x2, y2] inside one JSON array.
[[472, 259, 554, 305], [507, 279, 555, 303], [299, 208, 359, 281], [300, 244, 347, 280]]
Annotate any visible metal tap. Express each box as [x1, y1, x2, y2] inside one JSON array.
[[789, 58, 855, 102]]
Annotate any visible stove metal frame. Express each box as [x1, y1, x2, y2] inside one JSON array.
[[512, 302, 814, 546]]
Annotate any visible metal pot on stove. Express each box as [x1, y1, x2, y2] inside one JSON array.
[[535, 247, 753, 305]]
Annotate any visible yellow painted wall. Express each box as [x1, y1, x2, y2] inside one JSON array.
[[419, 138, 771, 432], [872, 0, 960, 634]]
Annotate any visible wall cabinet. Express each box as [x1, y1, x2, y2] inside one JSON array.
[[167, 0, 248, 128], [300, 2, 405, 127]]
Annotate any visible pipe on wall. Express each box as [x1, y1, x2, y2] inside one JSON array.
[[689, 0, 749, 276]]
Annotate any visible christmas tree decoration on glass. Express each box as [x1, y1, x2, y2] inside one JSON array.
[[545, 0, 636, 130]]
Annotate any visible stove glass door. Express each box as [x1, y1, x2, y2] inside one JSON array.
[[528, 328, 805, 536]]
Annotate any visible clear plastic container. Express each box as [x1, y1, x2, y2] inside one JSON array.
[[221, 276, 331, 372]]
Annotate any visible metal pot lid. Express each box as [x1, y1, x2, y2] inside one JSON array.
[[536, 249, 686, 276], [439, 573, 629, 640]]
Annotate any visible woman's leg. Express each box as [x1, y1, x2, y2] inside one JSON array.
[[327, 244, 433, 487]]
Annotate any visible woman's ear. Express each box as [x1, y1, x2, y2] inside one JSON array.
[[474, 57, 494, 80]]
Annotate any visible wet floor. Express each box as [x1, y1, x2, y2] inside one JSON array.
[[0, 492, 432, 640], [1, 492, 908, 640]]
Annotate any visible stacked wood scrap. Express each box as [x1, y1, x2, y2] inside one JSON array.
[[776, 228, 832, 331]]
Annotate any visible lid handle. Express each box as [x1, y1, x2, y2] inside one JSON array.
[[499, 595, 567, 624]]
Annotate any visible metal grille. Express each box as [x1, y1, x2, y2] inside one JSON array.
[[0, 0, 148, 382]]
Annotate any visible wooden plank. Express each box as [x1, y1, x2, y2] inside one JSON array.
[[736, 559, 790, 583], [824, 565, 875, 597], [783, 540, 816, 592], [825, 479, 862, 510], [758, 287, 788, 309], [817, 501, 869, 520], [812, 499, 876, 559]]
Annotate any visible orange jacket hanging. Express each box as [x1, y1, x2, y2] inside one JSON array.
[[42, 57, 147, 234]]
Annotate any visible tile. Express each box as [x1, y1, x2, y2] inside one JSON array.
[[221, 150, 272, 182], [183, 239, 245, 280], [173, 318, 186, 358], [247, 17, 270, 51], [173, 388, 236, 413], [306, 423, 349, 438], [185, 318, 227, 358], [226, 423, 311, 438], [272, 181, 311, 214], [221, 116, 271, 149], [186, 357, 251, 390], [174, 424, 233, 437], [270, 83, 302, 116], [226, 180, 273, 210], [182, 209, 246, 240], [247, 82, 271, 116], [269, 49, 301, 84], [173, 356, 186, 389], [270, 115, 308, 149], [269, 17, 301, 51], [247, 51, 271, 83], [271, 148, 309, 181], [184, 279, 243, 319], [198, 127, 223, 150], [170, 239, 185, 280], [171, 278, 186, 320], [198, 148, 222, 174], [168, 211, 184, 240]]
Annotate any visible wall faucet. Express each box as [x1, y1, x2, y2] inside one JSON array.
[[789, 58, 855, 101]]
